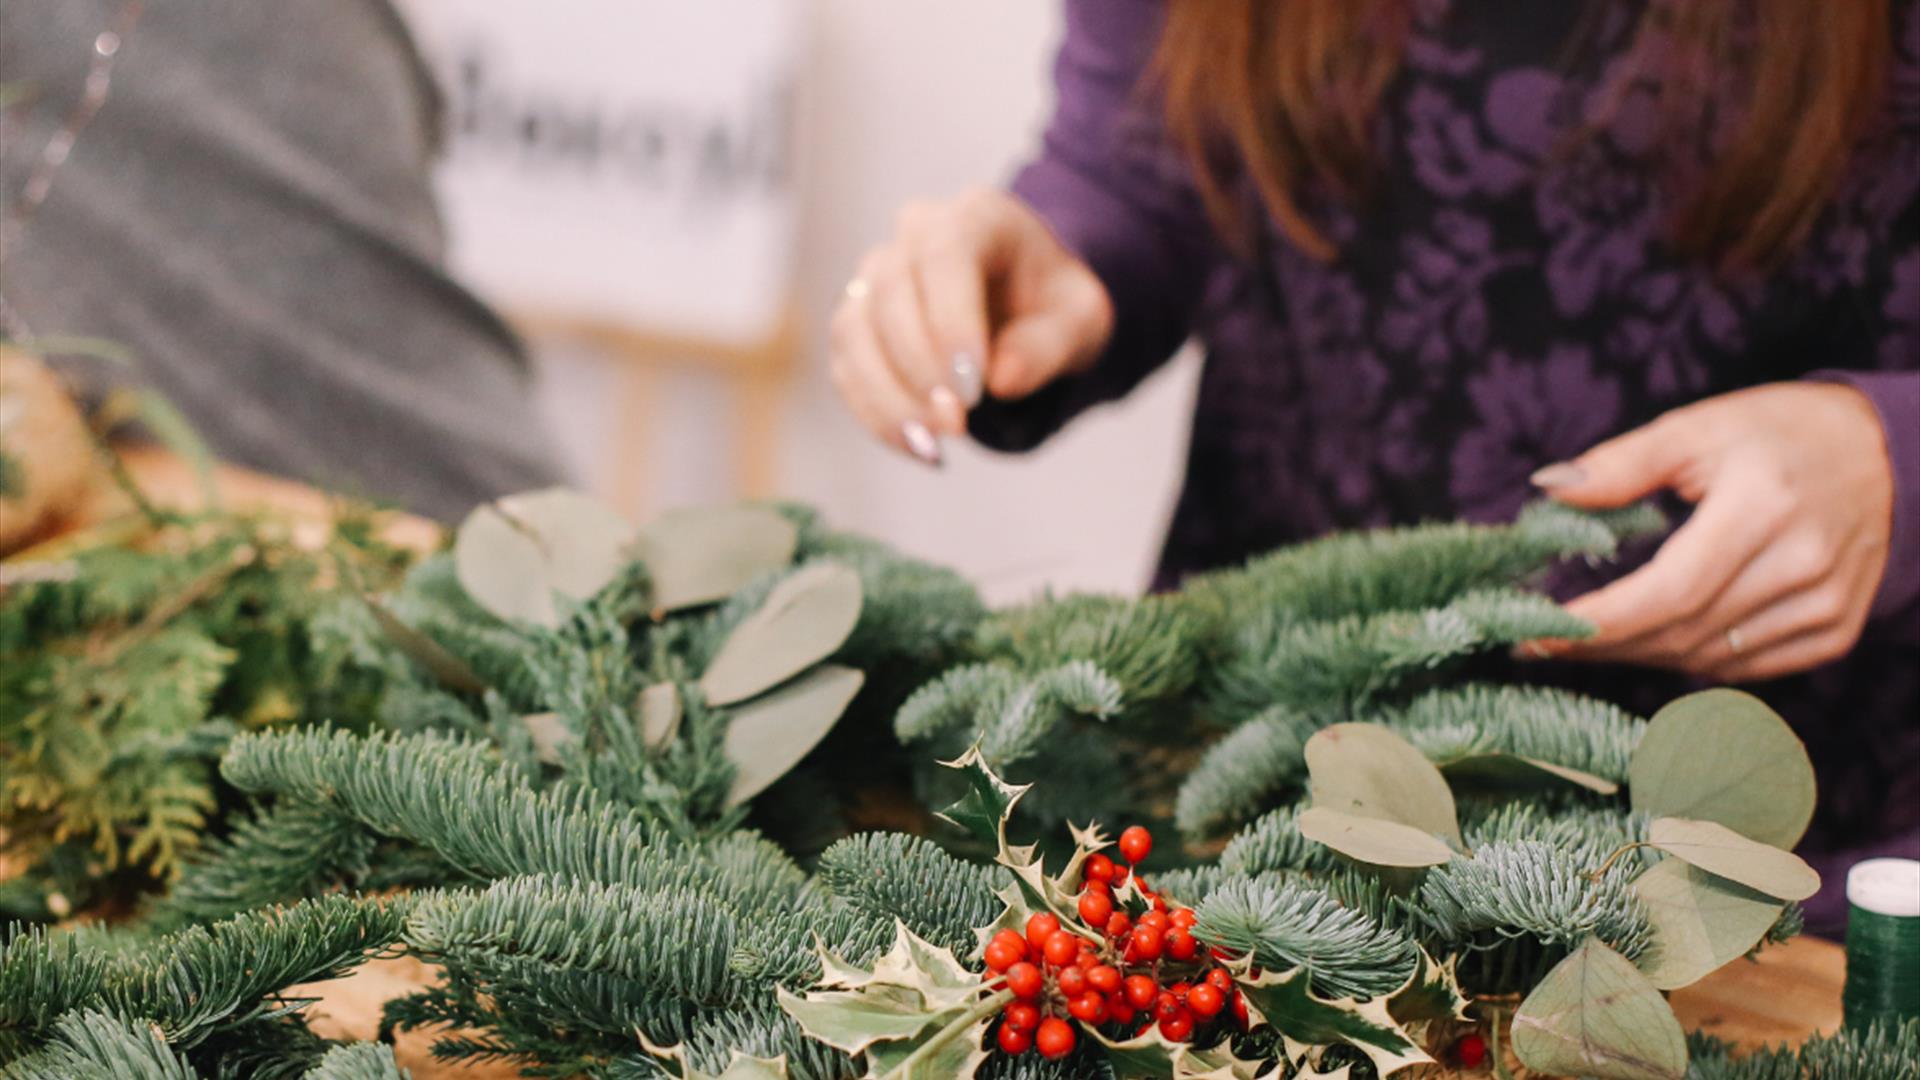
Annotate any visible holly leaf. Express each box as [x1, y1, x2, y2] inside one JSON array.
[[637, 1033, 790, 1080], [722, 665, 865, 806], [1632, 856, 1785, 990], [700, 562, 863, 706], [1297, 807, 1454, 868], [1386, 948, 1471, 1025], [862, 1015, 991, 1080], [1306, 724, 1461, 845], [1438, 753, 1619, 795], [935, 747, 1031, 851], [1236, 964, 1432, 1076], [454, 488, 636, 627], [636, 503, 798, 612], [1512, 937, 1687, 1080], [1644, 817, 1819, 901], [1628, 689, 1815, 848], [776, 922, 983, 1055]]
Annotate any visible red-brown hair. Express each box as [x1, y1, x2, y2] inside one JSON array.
[[1154, 0, 1892, 270]]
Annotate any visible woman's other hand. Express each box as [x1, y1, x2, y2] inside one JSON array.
[[1526, 382, 1895, 682], [830, 189, 1114, 465]]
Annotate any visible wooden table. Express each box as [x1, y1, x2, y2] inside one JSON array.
[[298, 936, 1845, 1078]]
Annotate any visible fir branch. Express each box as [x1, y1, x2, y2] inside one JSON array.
[[1, 1008, 198, 1080], [1, 924, 110, 1054], [299, 1042, 411, 1080], [1175, 708, 1319, 838], [816, 832, 1008, 957], [1217, 803, 1336, 876], [1409, 838, 1651, 962], [1380, 684, 1644, 783], [675, 998, 857, 1080], [1191, 876, 1421, 998], [1686, 1019, 1920, 1080], [156, 800, 375, 927], [974, 593, 1200, 700]]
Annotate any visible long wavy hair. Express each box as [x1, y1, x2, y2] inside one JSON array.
[[1154, 0, 1893, 270]]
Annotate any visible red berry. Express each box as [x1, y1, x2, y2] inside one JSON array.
[[1105, 911, 1132, 939], [1083, 853, 1116, 884], [1124, 974, 1158, 1010], [1086, 964, 1122, 994], [1137, 910, 1169, 931], [1152, 894, 1169, 914], [1159, 1008, 1194, 1041], [1078, 890, 1113, 928], [997, 1023, 1032, 1055], [1154, 990, 1181, 1023], [1170, 907, 1197, 927], [1127, 925, 1164, 962], [1111, 864, 1130, 884], [1056, 964, 1088, 997], [1025, 913, 1060, 953], [985, 937, 1026, 972], [1043, 930, 1081, 967], [1165, 927, 1198, 962], [1455, 1032, 1488, 1068], [1068, 990, 1107, 1024], [1106, 993, 1135, 1025], [1004, 1002, 1040, 1032], [1118, 826, 1153, 864], [1082, 879, 1111, 900], [1206, 968, 1234, 992], [1231, 989, 1249, 1027], [994, 928, 1027, 952], [1005, 962, 1043, 1000], [1187, 983, 1225, 1018], [1036, 1017, 1076, 1060]]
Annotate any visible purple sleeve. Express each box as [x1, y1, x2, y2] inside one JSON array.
[[1811, 368, 1920, 638], [967, 0, 1222, 452]]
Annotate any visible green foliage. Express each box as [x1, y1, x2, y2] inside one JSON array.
[[1190, 876, 1421, 999], [1176, 708, 1320, 838], [1, 1008, 198, 1080], [1216, 804, 1335, 877], [299, 1042, 411, 1080], [1685, 1020, 1920, 1080], [0, 509, 407, 914], [815, 832, 1007, 956], [155, 801, 375, 926], [1383, 683, 1644, 782]]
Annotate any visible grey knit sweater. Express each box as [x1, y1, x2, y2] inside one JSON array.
[[0, 0, 559, 520]]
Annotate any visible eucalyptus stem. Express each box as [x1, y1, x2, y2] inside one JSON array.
[[1587, 840, 1651, 882], [878, 987, 1013, 1080], [1486, 1003, 1515, 1080]]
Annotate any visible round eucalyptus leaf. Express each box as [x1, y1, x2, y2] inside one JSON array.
[[637, 504, 799, 612], [638, 682, 682, 748], [700, 562, 863, 706], [1297, 806, 1454, 868], [723, 664, 865, 806], [1628, 689, 1814, 848], [453, 488, 636, 628], [1439, 753, 1620, 795], [1513, 938, 1687, 1080], [522, 712, 576, 766], [1646, 816, 1820, 901], [1306, 723, 1461, 844], [1632, 856, 1784, 990]]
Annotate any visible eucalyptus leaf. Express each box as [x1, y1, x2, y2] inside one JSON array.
[[637, 504, 798, 611], [521, 712, 576, 766], [638, 682, 682, 748], [1439, 752, 1619, 795], [1628, 689, 1815, 848], [453, 488, 636, 627], [700, 562, 863, 706], [1512, 937, 1688, 1080], [1646, 817, 1820, 901], [1296, 807, 1454, 868], [1633, 856, 1784, 990], [361, 596, 486, 694], [722, 664, 864, 806], [1305, 723, 1461, 844]]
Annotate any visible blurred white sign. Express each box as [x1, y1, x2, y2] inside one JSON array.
[[396, 0, 803, 343]]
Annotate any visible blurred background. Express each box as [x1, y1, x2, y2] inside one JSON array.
[[399, 0, 1199, 605]]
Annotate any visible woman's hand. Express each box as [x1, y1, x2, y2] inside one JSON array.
[[1526, 382, 1895, 682], [830, 189, 1114, 465]]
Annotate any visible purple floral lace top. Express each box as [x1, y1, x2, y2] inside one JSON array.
[[971, 0, 1920, 932]]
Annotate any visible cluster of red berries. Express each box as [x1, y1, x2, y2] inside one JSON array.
[[982, 826, 1249, 1061]]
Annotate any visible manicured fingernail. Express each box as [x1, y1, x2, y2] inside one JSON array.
[[1510, 642, 1552, 661], [1530, 462, 1586, 489], [950, 351, 983, 408], [901, 420, 943, 467], [929, 386, 965, 432]]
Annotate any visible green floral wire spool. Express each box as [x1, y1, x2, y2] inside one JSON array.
[[1843, 858, 1920, 1029]]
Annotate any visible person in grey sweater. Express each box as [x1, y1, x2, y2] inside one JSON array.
[[0, 0, 560, 521]]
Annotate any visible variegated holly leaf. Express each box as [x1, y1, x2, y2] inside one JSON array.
[[701, 562, 863, 706], [1628, 689, 1815, 848], [1235, 964, 1432, 1076], [637, 1033, 789, 1080], [636, 503, 798, 612], [454, 488, 636, 627], [776, 922, 984, 1060], [1438, 752, 1619, 795], [1512, 937, 1687, 1080], [1645, 817, 1819, 901], [862, 1016, 992, 1080], [937, 747, 1031, 849], [1173, 1037, 1289, 1078], [1306, 724, 1461, 845], [1385, 948, 1471, 1025], [1632, 856, 1785, 990]]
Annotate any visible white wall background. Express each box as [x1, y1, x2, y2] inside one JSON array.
[[522, 1, 1200, 604]]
